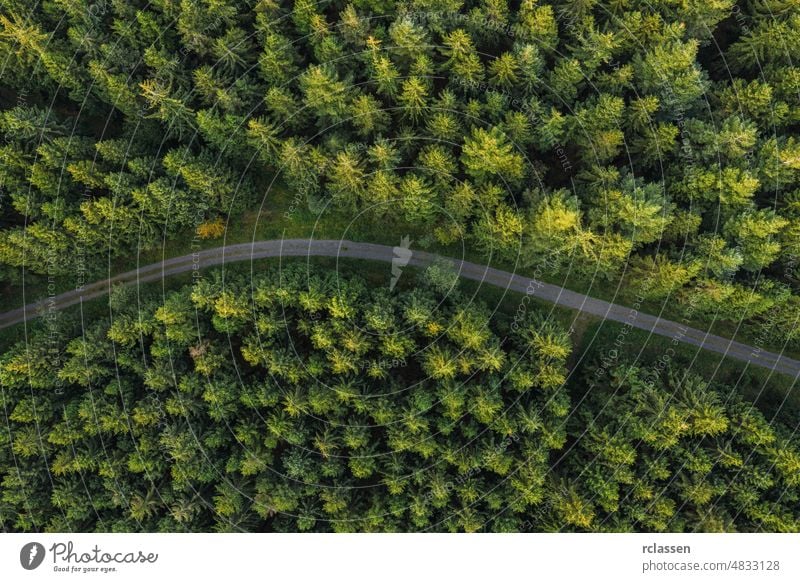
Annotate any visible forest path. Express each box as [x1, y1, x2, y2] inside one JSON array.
[[1, 238, 798, 378]]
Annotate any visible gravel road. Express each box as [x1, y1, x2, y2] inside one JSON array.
[[2, 239, 798, 378]]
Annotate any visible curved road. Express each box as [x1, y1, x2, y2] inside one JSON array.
[[2, 239, 799, 378]]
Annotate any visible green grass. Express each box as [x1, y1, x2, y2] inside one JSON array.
[[455, 268, 800, 424], [412, 238, 800, 362], [570, 317, 800, 425], [2, 255, 795, 427], [0, 183, 431, 310], [3, 179, 798, 362]]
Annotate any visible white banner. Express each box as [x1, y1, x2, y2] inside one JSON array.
[[1, 533, 797, 581]]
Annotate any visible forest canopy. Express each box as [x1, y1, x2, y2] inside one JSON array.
[[0, 0, 799, 345], [1, 265, 798, 532], [1, 0, 800, 533]]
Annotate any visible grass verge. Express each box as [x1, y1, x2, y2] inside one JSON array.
[[2, 182, 798, 361], [2, 256, 795, 426]]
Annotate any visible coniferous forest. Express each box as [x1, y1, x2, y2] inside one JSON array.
[[0, 1, 799, 532]]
